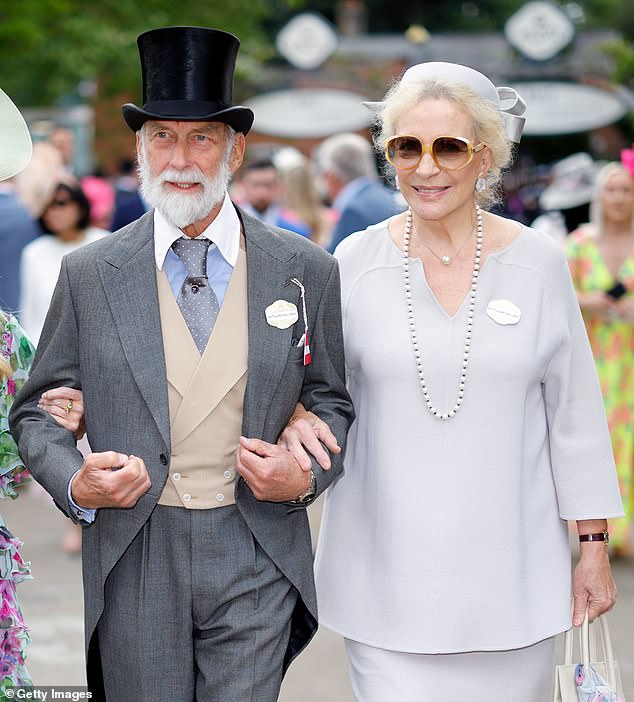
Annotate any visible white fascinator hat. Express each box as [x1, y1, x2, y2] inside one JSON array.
[[0, 87, 33, 181], [365, 62, 526, 144]]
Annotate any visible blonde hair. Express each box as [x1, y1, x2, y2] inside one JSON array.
[[282, 163, 331, 247], [375, 78, 513, 208], [589, 162, 634, 235]]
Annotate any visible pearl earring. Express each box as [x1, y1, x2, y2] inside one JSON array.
[[475, 177, 486, 193], [394, 175, 400, 190]]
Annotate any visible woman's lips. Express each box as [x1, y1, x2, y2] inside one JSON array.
[[412, 184, 450, 196]]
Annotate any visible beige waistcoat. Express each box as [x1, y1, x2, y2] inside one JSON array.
[[156, 247, 247, 508]]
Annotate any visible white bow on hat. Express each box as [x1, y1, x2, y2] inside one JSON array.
[[0, 87, 32, 181]]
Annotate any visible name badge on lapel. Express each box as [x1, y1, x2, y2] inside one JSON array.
[[486, 299, 521, 325], [265, 300, 299, 329]]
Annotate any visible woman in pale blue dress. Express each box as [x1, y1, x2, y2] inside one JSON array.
[[278, 62, 623, 701]]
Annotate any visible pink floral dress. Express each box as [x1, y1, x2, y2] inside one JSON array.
[[566, 227, 634, 550], [0, 311, 34, 693]]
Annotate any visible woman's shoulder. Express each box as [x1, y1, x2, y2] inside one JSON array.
[[22, 233, 51, 256], [491, 217, 572, 286], [565, 224, 597, 250], [334, 219, 397, 269]]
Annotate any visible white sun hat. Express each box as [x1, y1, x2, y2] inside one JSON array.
[[0, 87, 32, 181], [538, 152, 600, 211]]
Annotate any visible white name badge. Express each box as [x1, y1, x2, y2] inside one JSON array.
[[265, 300, 299, 329], [486, 299, 521, 325]]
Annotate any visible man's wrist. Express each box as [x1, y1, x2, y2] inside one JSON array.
[[291, 470, 316, 504], [68, 470, 97, 523]]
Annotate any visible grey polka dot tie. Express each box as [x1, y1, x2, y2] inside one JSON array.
[[171, 238, 219, 354]]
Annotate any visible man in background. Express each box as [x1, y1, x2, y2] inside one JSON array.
[[317, 132, 403, 253], [238, 158, 311, 237]]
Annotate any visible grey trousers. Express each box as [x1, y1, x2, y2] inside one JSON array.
[[97, 504, 297, 702]]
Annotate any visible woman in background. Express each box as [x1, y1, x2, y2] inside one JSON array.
[[19, 179, 105, 556], [282, 161, 336, 248], [20, 180, 108, 346], [566, 157, 634, 558]]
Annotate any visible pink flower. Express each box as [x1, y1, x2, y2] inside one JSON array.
[[6, 377, 16, 396], [622, 144, 634, 178]]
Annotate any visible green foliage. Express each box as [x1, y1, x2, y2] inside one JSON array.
[[0, 0, 301, 106], [603, 38, 634, 86], [582, 0, 634, 40]]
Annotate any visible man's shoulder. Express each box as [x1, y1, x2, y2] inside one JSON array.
[[239, 205, 334, 269], [341, 179, 402, 219], [66, 212, 154, 266]]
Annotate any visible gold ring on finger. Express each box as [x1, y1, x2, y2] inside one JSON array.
[[65, 400, 73, 415]]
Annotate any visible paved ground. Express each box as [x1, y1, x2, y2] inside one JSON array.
[[3, 489, 633, 699]]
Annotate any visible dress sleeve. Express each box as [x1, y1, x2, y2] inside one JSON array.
[[542, 249, 624, 520], [0, 311, 35, 498]]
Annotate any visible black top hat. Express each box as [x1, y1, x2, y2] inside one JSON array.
[[122, 26, 254, 134]]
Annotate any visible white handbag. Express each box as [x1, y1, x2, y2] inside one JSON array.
[[553, 611, 625, 702]]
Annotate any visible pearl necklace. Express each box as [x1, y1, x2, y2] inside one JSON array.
[[417, 223, 474, 265], [403, 204, 483, 420]]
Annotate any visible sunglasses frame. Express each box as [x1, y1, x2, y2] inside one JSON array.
[[49, 199, 75, 208], [385, 135, 485, 171]]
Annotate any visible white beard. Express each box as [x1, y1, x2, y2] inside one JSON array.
[[138, 145, 232, 229]]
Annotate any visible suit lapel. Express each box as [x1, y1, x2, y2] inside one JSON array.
[[239, 208, 305, 438], [97, 213, 170, 447]]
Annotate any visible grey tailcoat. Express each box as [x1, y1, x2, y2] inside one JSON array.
[[10, 206, 354, 693]]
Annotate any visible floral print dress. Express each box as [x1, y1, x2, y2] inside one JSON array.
[[0, 311, 34, 693], [566, 228, 634, 550]]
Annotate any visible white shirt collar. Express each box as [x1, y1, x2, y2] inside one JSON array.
[[154, 192, 240, 270]]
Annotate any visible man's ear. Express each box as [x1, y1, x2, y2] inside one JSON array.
[[135, 131, 143, 165], [229, 132, 246, 175]]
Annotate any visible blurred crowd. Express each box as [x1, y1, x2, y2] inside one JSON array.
[[1, 124, 634, 558]]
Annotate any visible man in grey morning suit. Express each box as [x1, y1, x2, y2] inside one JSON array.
[[10, 26, 353, 701]]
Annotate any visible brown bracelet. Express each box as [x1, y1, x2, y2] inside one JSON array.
[[579, 530, 609, 543]]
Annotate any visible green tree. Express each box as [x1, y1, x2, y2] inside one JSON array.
[[0, 0, 303, 106]]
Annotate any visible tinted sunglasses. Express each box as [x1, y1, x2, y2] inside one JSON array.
[[385, 135, 485, 171], [49, 198, 75, 208]]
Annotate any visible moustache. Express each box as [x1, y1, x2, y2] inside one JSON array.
[[157, 168, 206, 185]]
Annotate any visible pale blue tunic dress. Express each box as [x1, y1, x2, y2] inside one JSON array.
[[314, 221, 623, 695]]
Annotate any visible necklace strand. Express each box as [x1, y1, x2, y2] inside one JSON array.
[[403, 204, 483, 420], [415, 221, 475, 265]]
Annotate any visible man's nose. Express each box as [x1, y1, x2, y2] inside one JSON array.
[[169, 139, 193, 169]]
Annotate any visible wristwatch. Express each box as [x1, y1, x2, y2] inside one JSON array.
[[292, 470, 316, 504], [578, 530, 609, 543]]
